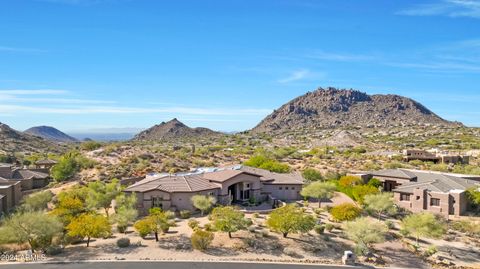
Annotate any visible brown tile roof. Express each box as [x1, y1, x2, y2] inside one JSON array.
[[125, 174, 220, 193], [228, 165, 304, 185], [201, 169, 246, 183]]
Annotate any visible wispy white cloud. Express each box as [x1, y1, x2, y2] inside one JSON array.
[[277, 69, 319, 83], [305, 51, 374, 62], [0, 89, 67, 95], [397, 0, 480, 18], [0, 104, 271, 116], [0, 46, 45, 53]]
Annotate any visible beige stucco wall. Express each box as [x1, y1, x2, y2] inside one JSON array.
[[262, 184, 302, 200], [215, 174, 262, 204], [0, 182, 22, 212], [394, 189, 467, 217]]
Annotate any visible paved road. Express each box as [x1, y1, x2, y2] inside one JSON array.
[[0, 261, 366, 269]]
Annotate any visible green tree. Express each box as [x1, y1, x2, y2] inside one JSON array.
[[0, 211, 63, 252], [351, 185, 379, 204], [266, 204, 316, 238], [363, 192, 397, 219], [300, 181, 336, 207], [67, 213, 111, 247], [210, 206, 249, 238], [86, 179, 122, 218], [50, 186, 90, 225], [302, 168, 324, 182], [244, 155, 291, 173], [19, 190, 53, 212], [344, 217, 388, 256], [467, 187, 480, 206], [191, 195, 216, 216], [113, 193, 138, 233], [133, 208, 174, 241], [401, 212, 446, 246], [51, 152, 79, 181]]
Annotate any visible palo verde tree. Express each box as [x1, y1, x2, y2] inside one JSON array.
[[19, 190, 53, 212], [134, 208, 175, 241], [300, 181, 336, 207], [0, 211, 63, 252], [401, 212, 446, 246], [86, 179, 122, 218], [191, 195, 216, 216], [50, 186, 90, 225], [210, 206, 250, 238], [363, 192, 397, 219], [113, 193, 138, 233], [344, 217, 388, 256], [266, 204, 316, 238], [67, 213, 111, 247]]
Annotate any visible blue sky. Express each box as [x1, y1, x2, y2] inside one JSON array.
[[1, 0, 479, 133]]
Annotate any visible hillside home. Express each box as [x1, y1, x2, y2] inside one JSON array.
[[0, 163, 50, 191], [362, 169, 480, 217], [0, 178, 22, 214], [124, 165, 304, 214], [403, 149, 470, 165]]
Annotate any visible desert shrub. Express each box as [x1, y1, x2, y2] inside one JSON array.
[[116, 238, 130, 248], [302, 168, 324, 182], [191, 229, 214, 251], [338, 175, 363, 188], [424, 245, 438, 257], [203, 223, 214, 232], [283, 247, 299, 257], [367, 178, 382, 188], [81, 141, 102, 151], [385, 220, 395, 230], [180, 210, 191, 219], [451, 220, 480, 236], [330, 203, 362, 222], [244, 155, 291, 173], [188, 219, 200, 230], [401, 212, 447, 246], [45, 245, 63, 255], [325, 223, 335, 232], [351, 185, 379, 204], [314, 224, 325, 234], [134, 219, 153, 238]]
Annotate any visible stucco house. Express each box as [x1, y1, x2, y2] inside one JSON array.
[[124, 165, 304, 214], [0, 163, 50, 191], [362, 169, 480, 217]]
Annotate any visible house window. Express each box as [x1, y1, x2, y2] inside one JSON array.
[[430, 198, 440, 206], [279, 187, 283, 190], [285, 187, 289, 190], [400, 193, 411, 201], [416, 196, 420, 200], [291, 187, 295, 190], [208, 191, 215, 196], [152, 197, 163, 209]]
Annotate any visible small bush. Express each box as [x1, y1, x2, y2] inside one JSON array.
[[424, 245, 438, 257], [330, 203, 362, 222], [180, 210, 191, 219], [117, 225, 128, 233], [45, 245, 63, 255], [314, 224, 325, 234], [325, 223, 335, 232], [385, 220, 395, 230], [203, 223, 214, 232], [117, 238, 130, 248], [191, 229, 214, 251], [367, 178, 382, 188], [351, 185, 379, 204], [188, 219, 200, 230], [283, 247, 300, 257]]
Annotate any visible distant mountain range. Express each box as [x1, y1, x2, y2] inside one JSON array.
[[132, 118, 222, 141], [0, 122, 68, 154], [251, 87, 462, 133], [1, 87, 466, 152], [25, 126, 78, 143]]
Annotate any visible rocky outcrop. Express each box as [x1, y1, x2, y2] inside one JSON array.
[[252, 87, 462, 133], [133, 118, 222, 141]]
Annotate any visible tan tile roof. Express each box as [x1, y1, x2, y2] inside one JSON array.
[[201, 169, 245, 183], [125, 174, 219, 193]]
